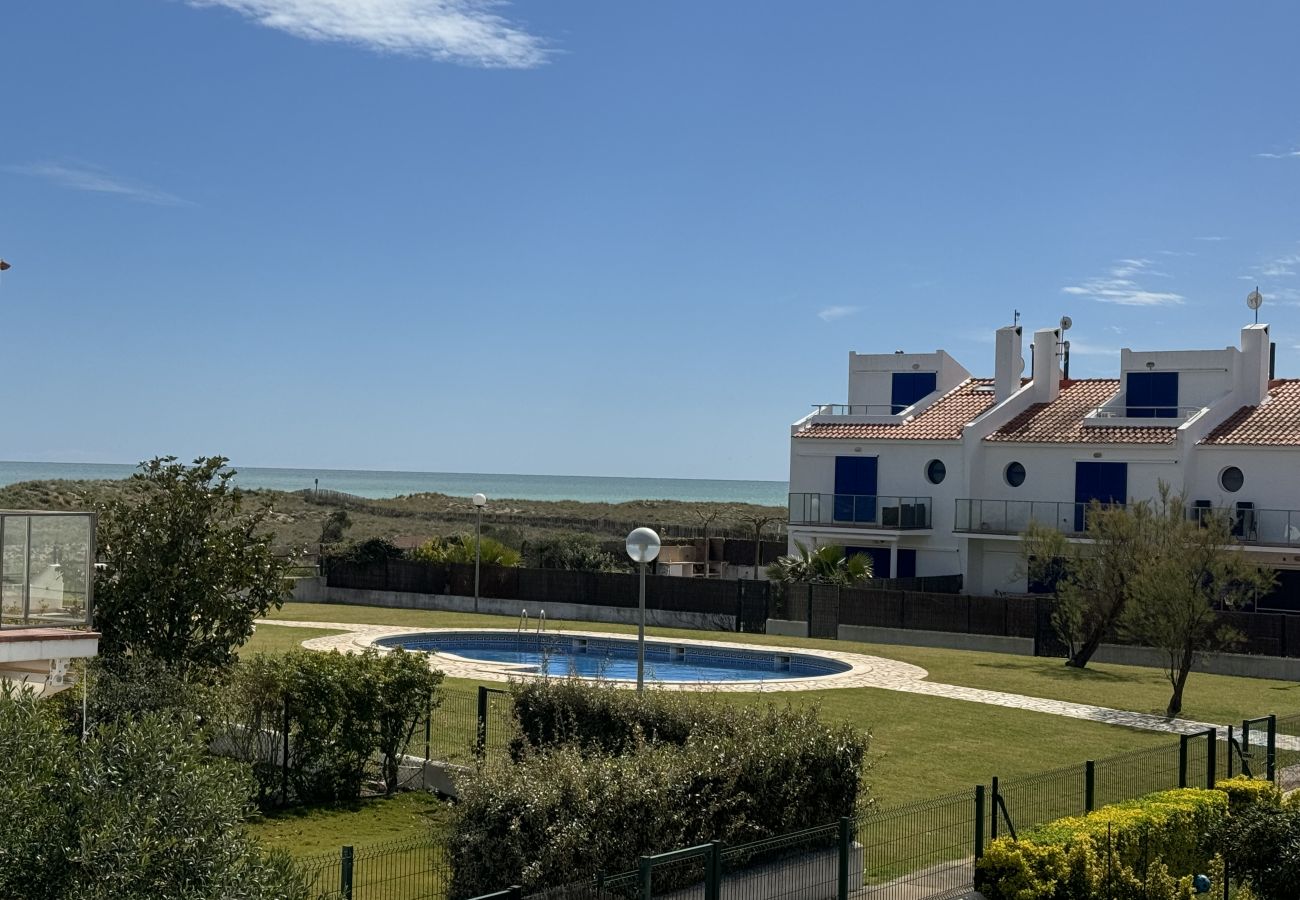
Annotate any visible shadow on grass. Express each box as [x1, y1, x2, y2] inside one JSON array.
[[969, 659, 1133, 683]]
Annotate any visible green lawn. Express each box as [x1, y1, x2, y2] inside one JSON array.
[[241, 623, 347, 656], [249, 792, 453, 856], [267, 602, 1300, 725]]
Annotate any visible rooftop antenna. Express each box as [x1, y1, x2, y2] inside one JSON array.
[[1013, 309, 1020, 326], [1247, 287, 1263, 325], [1059, 316, 1073, 379]]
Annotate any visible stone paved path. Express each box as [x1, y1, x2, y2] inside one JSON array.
[[260, 618, 1298, 744]]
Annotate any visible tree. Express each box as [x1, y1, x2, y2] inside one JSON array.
[[736, 512, 783, 579], [1021, 500, 1155, 668], [318, 508, 352, 545], [94, 456, 291, 674], [1120, 486, 1275, 717], [330, 536, 404, 565], [525, 533, 622, 572], [691, 506, 722, 578], [766, 542, 872, 586]]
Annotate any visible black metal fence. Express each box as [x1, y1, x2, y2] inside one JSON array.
[[300, 837, 452, 900]]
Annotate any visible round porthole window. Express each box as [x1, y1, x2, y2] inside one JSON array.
[[1220, 466, 1244, 493], [925, 459, 946, 485], [1005, 461, 1026, 487]]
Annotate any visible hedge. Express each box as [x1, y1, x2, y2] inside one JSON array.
[[449, 679, 869, 897], [975, 787, 1237, 900]]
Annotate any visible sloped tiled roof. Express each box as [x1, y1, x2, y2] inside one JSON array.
[[984, 379, 1178, 445], [794, 378, 997, 441], [1201, 379, 1300, 446]]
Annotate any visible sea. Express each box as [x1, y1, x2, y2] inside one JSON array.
[[0, 461, 789, 507]]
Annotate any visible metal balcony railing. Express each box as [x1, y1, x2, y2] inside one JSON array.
[[1085, 404, 1205, 422], [1189, 505, 1300, 547], [788, 493, 932, 529], [0, 510, 96, 629]]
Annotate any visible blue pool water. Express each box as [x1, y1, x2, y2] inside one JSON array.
[[376, 632, 850, 683]]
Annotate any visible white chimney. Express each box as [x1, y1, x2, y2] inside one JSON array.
[[993, 325, 1024, 403], [1239, 324, 1270, 405], [1031, 327, 1063, 403]]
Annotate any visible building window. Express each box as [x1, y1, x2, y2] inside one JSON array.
[[1005, 461, 1026, 487], [1220, 466, 1245, 493], [925, 459, 946, 485]]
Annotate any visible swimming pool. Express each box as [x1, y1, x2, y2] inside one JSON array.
[[374, 631, 853, 684]]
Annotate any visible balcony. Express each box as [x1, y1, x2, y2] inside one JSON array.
[[1082, 403, 1208, 428], [954, 499, 1094, 536], [1, 511, 96, 629], [954, 499, 1300, 548], [788, 493, 932, 530]]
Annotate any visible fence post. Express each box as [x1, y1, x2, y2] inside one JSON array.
[[1267, 714, 1277, 783], [424, 691, 432, 765], [708, 839, 723, 900], [1227, 725, 1235, 778], [1085, 760, 1095, 812], [838, 817, 852, 900], [340, 845, 354, 900], [638, 855, 653, 900], [477, 685, 488, 756], [974, 785, 985, 859], [989, 777, 999, 840], [1207, 728, 1217, 789], [281, 694, 290, 806], [1178, 734, 1188, 788]]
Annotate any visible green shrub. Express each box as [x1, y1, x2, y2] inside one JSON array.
[[228, 649, 442, 806], [450, 679, 868, 896], [1214, 775, 1281, 813], [0, 686, 308, 900], [1215, 801, 1300, 900], [976, 788, 1227, 900]]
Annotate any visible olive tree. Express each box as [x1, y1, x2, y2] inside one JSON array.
[[1121, 486, 1274, 717], [1021, 500, 1155, 668], [94, 456, 290, 674]]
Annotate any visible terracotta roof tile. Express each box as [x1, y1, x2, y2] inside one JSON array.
[[1200, 379, 1300, 445], [794, 379, 996, 441], [984, 379, 1178, 445]]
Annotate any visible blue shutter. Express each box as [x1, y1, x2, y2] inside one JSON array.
[[847, 546, 891, 579], [1126, 372, 1178, 418], [891, 372, 937, 414], [897, 549, 917, 579], [1074, 461, 1128, 531], [834, 457, 877, 523]]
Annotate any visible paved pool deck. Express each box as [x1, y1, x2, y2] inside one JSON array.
[[260, 618, 1297, 744]]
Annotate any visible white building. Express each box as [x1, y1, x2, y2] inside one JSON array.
[[0, 510, 100, 695], [787, 320, 1300, 609]]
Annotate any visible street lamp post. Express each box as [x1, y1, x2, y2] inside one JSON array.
[[472, 493, 487, 614], [625, 527, 661, 693]]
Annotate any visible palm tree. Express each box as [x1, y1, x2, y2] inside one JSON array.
[[766, 542, 872, 585]]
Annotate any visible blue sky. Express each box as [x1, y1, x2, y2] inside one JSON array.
[[2, 1, 1299, 481]]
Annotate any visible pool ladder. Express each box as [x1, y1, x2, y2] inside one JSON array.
[[518, 609, 546, 636]]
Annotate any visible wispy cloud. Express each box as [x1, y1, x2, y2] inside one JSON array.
[[1062, 258, 1184, 306], [1260, 254, 1300, 278], [1256, 148, 1300, 159], [1195, 236, 1228, 242], [186, 0, 550, 68], [3, 161, 190, 206], [818, 305, 859, 322]]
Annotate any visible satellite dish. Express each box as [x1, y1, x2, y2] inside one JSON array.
[[1060, 315, 1073, 331], [1247, 288, 1263, 311]]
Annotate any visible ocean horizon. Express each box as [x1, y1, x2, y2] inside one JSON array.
[[0, 461, 789, 507]]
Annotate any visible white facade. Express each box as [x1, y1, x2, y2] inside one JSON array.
[[787, 321, 1300, 608]]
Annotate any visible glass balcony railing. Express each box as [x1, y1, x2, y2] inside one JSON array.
[[954, 499, 1102, 535], [0, 511, 96, 629], [788, 493, 932, 529], [955, 499, 1300, 547]]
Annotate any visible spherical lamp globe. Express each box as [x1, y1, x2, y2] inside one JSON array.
[[625, 527, 661, 564], [472, 493, 487, 508]]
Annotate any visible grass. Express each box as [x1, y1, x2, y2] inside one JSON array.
[[253, 601, 1300, 806], [249, 792, 454, 856], [268, 602, 1300, 726], [241, 623, 346, 656]]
